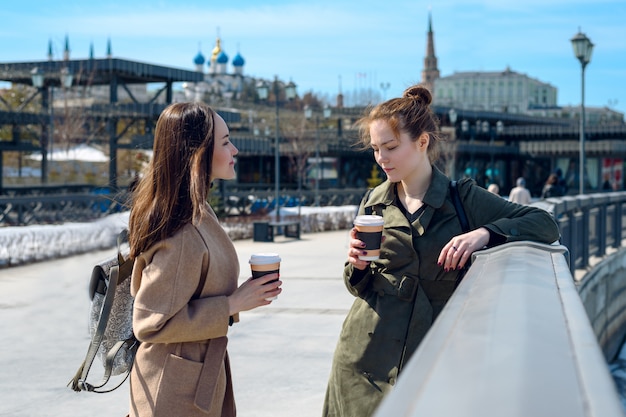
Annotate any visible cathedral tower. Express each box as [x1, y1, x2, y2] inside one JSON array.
[[421, 12, 440, 93]]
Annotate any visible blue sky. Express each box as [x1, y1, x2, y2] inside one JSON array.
[[2, 0, 625, 114]]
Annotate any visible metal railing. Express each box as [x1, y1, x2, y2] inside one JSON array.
[[531, 191, 626, 274], [0, 186, 366, 226], [0, 188, 130, 226], [373, 242, 625, 417]]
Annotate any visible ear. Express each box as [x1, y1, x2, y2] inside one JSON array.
[[418, 132, 430, 149]]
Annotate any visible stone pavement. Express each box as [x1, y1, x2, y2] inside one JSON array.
[[0, 229, 354, 417]]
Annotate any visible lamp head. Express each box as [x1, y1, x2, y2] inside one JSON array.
[[448, 108, 457, 124], [256, 80, 269, 100], [323, 104, 331, 119], [571, 31, 594, 67], [285, 80, 297, 100], [31, 67, 44, 88]]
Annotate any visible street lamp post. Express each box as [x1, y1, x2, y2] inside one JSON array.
[[305, 104, 332, 206], [256, 75, 297, 223], [571, 29, 594, 195]]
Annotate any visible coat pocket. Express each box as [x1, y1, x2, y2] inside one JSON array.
[[325, 363, 389, 417], [154, 354, 205, 417]]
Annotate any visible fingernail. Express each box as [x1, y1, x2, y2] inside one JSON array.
[[437, 262, 442, 266]]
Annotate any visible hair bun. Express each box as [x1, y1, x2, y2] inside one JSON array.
[[402, 85, 432, 106]]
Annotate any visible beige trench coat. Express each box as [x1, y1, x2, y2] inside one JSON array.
[[129, 204, 239, 417]]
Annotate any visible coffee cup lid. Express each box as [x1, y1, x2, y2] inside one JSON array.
[[354, 214, 384, 226], [249, 253, 281, 265]]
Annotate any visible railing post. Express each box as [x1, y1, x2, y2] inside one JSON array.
[[597, 195, 607, 257], [579, 195, 592, 270], [17, 201, 24, 226], [559, 196, 581, 272], [615, 197, 624, 249], [581, 207, 590, 269]]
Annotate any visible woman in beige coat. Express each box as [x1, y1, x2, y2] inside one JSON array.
[[127, 102, 282, 417]]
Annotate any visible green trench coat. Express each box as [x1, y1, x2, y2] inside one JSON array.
[[322, 167, 560, 417]]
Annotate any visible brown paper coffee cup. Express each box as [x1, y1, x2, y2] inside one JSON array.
[[249, 253, 281, 300], [354, 215, 384, 261]]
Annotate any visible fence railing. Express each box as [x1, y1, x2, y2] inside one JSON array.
[[0, 190, 130, 226], [0, 186, 367, 226], [531, 191, 626, 274], [373, 241, 625, 417]]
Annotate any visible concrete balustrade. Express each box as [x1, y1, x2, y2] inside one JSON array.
[[578, 248, 626, 362], [374, 242, 625, 417]]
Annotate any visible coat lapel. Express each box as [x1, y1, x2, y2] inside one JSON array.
[[363, 166, 451, 236]]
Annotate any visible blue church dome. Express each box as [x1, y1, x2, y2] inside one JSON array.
[[232, 52, 245, 67], [193, 51, 205, 65], [216, 51, 228, 64]]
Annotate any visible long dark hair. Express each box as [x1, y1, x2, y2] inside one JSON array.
[[128, 102, 217, 258]]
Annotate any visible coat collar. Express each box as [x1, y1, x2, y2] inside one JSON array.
[[363, 166, 450, 235], [363, 165, 450, 210]]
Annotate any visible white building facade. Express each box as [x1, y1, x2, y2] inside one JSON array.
[[433, 67, 557, 114]]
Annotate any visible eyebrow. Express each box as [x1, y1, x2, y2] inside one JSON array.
[[372, 137, 397, 147]]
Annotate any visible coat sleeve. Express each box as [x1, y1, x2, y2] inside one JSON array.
[[460, 179, 561, 245], [131, 227, 230, 344]]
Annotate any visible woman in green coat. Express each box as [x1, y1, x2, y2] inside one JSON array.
[[322, 85, 560, 417]]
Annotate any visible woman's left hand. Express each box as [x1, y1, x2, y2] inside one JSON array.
[[438, 227, 490, 271]]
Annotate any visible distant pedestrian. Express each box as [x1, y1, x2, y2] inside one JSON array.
[[554, 168, 568, 196], [509, 177, 532, 205], [541, 173, 562, 199], [487, 183, 500, 196], [602, 174, 613, 191]]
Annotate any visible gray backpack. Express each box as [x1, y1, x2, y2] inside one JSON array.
[[68, 230, 138, 393]]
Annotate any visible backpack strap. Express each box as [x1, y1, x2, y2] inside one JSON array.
[[449, 180, 472, 286], [362, 188, 374, 215], [450, 180, 470, 233]]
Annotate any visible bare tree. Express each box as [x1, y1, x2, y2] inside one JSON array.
[[279, 110, 316, 214]]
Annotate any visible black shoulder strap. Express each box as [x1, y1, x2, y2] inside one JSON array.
[[363, 188, 374, 215], [450, 180, 470, 233], [450, 180, 472, 286]]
